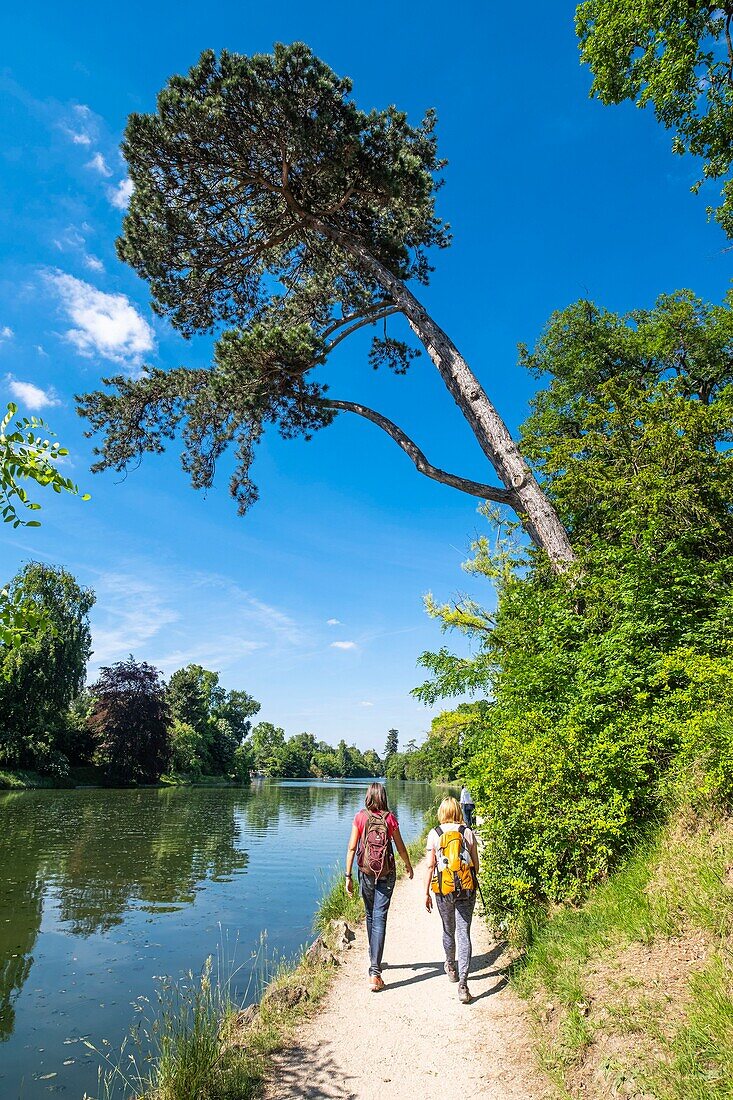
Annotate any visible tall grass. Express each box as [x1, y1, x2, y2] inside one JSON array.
[[88, 956, 258, 1100]]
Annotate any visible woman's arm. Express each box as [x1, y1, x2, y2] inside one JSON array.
[[424, 847, 436, 912], [345, 823, 359, 897], [392, 827, 414, 879]]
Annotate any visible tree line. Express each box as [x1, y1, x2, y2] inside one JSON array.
[[0, 561, 394, 785]]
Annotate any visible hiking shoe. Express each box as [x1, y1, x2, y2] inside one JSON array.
[[444, 961, 458, 983], [458, 983, 472, 1004]]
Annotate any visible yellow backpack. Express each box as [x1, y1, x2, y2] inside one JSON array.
[[431, 824, 475, 896]]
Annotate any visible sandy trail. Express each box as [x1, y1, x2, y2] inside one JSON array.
[[266, 859, 553, 1100]]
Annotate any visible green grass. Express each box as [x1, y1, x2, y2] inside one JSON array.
[[0, 768, 56, 789], [513, 810, 733, 1099]]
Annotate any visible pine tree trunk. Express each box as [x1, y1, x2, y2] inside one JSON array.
[[324, 229, 576, 571]]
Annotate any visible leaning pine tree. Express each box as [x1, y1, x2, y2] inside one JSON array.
[[78, 44, 575, 571]]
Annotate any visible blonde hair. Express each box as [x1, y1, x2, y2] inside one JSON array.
[[437, 796, 463, 825]]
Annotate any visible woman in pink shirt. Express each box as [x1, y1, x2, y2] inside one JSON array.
[[345, 782, 414, 991]]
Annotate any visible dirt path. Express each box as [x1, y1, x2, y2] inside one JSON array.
[[266, 859, 554, 1100]]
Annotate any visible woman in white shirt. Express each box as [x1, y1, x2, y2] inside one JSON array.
[[424, 796, 479, 1003]]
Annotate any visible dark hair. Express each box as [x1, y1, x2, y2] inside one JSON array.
[[365, 782, 388, 813]]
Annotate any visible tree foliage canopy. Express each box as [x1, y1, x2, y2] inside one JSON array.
[[416, 288, 733, 917], [167, 663, 260, 775], [76, 43, 574, 567], [577, 0, 733, 234], [90, 657, 171, 784], [79, 43, 447, 512], [0, 563, 95, 769]]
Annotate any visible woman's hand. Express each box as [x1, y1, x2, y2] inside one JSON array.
[[425, 892, 433, 913], [407, 865, 414, 880], [345, 875, 354, 897]]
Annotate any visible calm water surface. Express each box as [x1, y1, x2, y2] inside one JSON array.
[[0, 780, 436, 1099]]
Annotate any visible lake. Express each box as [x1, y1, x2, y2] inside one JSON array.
[[0, 780, 436, 1099]]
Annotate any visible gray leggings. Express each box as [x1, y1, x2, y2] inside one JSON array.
[[435, 892, 476, 984]]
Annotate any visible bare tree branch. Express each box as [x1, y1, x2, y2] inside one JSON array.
[[324, 398, 518, 505], [325, 308, 401, 354]]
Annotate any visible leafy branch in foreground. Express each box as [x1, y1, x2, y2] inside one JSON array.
[[0, 403, 90, 648], [0, 403, 89, 528], [77, 43, 575, 570]]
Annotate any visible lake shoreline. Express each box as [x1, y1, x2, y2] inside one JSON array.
[[1, 780, 438, 1098], [0, 766, 250, 790]]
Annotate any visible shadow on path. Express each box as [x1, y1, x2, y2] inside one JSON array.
[[270, 1040, 358, 1099], [381, 943, 507, 994]]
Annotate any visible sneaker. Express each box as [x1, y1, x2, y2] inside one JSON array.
[[444, 961, 458, 983], [458, 983, 472, 1004]]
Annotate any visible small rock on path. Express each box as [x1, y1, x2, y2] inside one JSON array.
[[266, 858, 554, 1100]]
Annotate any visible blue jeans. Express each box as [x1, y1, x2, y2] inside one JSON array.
[[462, 802, 474, 828], [360, 871, 396, 976]]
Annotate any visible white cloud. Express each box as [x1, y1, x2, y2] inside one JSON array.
[[83, 254, 105, 273], [0, 326, 13, 340], [109, 178, 133, 211], [91, 572, 180, 666], [47, 270, 155, 367], [68, 130, 92, 146], [35, 345, 48, 357], [359, 701, 374, 707], [326, 618, 342, 626], [4, 375, 60, 411], [331, 640, 357, 650], [155, 638, 265, 677], [85, 151, 112, 177]]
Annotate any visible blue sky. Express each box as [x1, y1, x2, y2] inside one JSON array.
[[0, 2, 729, 750]]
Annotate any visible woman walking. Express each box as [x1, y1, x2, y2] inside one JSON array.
[[424, 796, 479, 1004], [345, 782, 414, 991]]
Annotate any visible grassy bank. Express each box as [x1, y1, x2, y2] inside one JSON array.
[[513, 808, 733, 1099], [0, 768, 57, 790]]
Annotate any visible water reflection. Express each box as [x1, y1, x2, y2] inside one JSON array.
[[0, 779, 435, 1099]]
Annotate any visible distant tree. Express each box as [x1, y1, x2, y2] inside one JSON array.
[[167, 663, 259, 774], [56, 689, 96, 766], [167, 666, 210, 733], [384, 728, 399, 762], [362, 748, 383, 776], [215, 687, 260, 741], [78, 44, 575, 570], [0, 563, 94, 769], [335, 738, 351, 777], [169, 719, 205, 776], [385, 752, 407, 780], [90, 657, 171, 784], [0, 404, 90, 647], [232, 740, 255, 781], [251, 721, 286, 775], [577, 1, 733, 235], [311, 749, 340, 777]]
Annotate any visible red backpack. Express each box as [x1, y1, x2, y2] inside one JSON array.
[[357, 810, 396, 879]]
